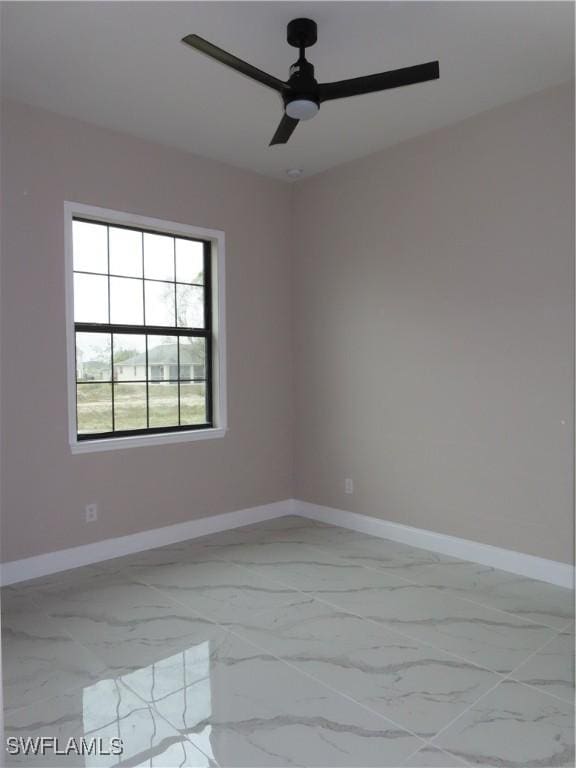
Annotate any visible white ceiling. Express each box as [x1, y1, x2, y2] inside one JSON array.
[[1, 2, 573, 181]]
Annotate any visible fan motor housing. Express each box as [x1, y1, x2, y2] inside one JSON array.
[[285, 58, 320, 112], [287, 18, 317, 49]]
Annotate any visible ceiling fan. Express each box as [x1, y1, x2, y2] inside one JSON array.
[[182, 18, 439, 146]]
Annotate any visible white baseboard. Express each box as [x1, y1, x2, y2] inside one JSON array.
[[295, 501, 575, 589], [0, 499, 295, 587], [2, 498, 572, 589]]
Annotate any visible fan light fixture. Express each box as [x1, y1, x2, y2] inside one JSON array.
[[286, 98, 319, 120]]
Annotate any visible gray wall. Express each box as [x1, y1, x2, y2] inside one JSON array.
[[0, 100, 294, 562], [1, 83, 573, 566], [292, 83, 574, 564]]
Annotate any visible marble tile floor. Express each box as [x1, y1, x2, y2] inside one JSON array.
[[2, 515, 574, 767]]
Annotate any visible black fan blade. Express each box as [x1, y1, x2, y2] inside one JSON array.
[[182, 34, 287, 93], [319, 61, 439, 102], [269, 114, 299, 146]]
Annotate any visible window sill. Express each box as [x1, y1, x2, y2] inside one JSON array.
[[70, 427, 227, 454]]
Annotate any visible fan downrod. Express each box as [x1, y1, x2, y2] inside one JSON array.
[[287, 19, 317, 50]]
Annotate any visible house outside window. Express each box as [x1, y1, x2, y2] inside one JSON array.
[[66, 203, 227, 453]]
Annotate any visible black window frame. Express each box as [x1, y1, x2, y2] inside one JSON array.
[[73, 216, 214, 441]]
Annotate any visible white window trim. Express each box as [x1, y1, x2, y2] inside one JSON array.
[[64, 202, 227, 454]]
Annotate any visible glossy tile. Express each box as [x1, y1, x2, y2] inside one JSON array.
[[131, 559, 308, 624], [403, 745, 470, 766], [2, 593, 109, 712], [1, 589, 39, 614], [221, 597, 500, 739], [126, 629, 425, 767], [434, 680, 575, 767], [3, 518, 574, 768], [4, 678, 213, 766], [410, 561, 575, 629], [89, 538, 236, 580], [239, 515, 331, 533], [234, 549, 403, 592], [35, 577, 224, 677], [302, 576, 557, 674], [89, 547, 197, 577], [511, 632, 575, 703], [245, 519, 348, 546], [312, 531, 462, 579], [3, 565, 111, 599], [271, 523, 364, 549], [208, 539, 351, 569]]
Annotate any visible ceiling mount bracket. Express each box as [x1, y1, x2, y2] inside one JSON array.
[[287, 18, 317, 50]]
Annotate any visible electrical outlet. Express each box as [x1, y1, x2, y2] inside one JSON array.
[[344, 478, 354, 495], [85, 503, 98, 523]]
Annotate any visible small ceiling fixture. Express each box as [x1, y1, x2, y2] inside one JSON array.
[[286, 168, 303, 178], [182, 18, 439, 146]]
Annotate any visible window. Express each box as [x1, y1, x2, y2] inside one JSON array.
[[66, 203, 226, 452]]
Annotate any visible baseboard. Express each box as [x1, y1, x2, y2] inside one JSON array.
[[2, 497, 572, 589], [0, 499, 295, 586], [295, 501, 574, 589]]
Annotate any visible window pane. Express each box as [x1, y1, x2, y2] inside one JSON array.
[[110, 277, 144, 325], [74, 273, 109, 323], [113, 334, 146, 381], [146, 335, 176, 382], [73, 220, 108, 274], [77, 383, 112, 433], [180, 382, 207, 425], [145, 281, 175, 326], [76, 333, 111, 381], [149, 382, 178, 427], [179, 337, 206, 380], [176, 239, 204, 284], [176, 285, 204, 328], [144, 233, 174, 281], [109, 227, 142, 277], [71, 217, 214, 441], [114, 383, 147, 431]]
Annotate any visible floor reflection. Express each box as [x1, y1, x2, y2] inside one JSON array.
[[81, 643, 213, 766]]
